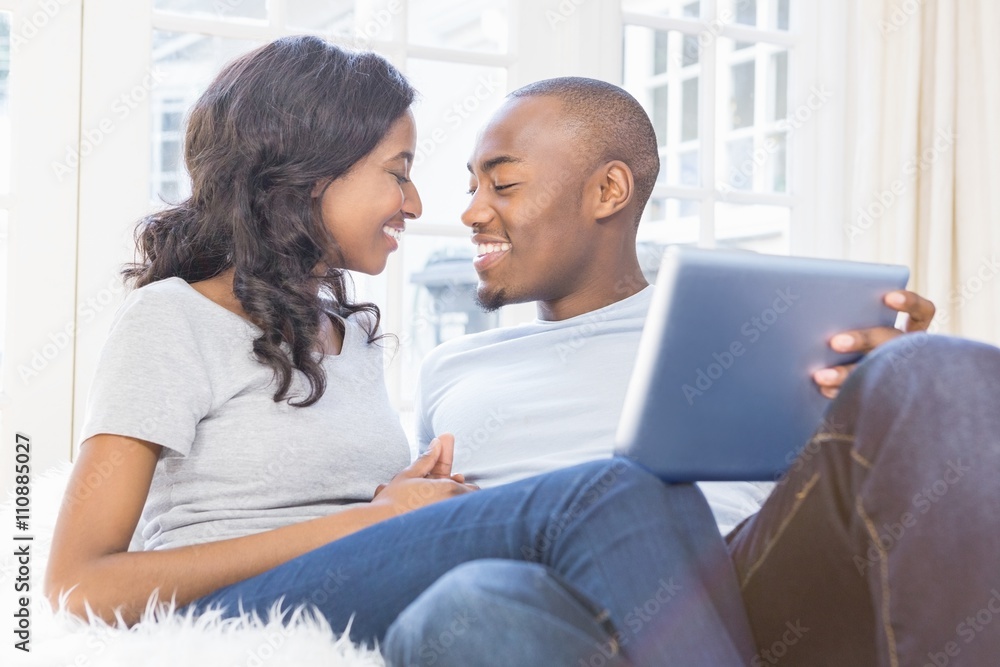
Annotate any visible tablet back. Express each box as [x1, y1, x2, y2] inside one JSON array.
[[614, 246, 910, 482]]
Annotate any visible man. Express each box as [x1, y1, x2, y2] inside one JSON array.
[[383, 78, 1000, 666]]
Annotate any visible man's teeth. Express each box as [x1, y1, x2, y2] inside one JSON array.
[[383, 226, 402, 241], [477, 242, 512, 255]]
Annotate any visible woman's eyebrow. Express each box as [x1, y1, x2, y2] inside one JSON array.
[[386, 151, 414, 164]]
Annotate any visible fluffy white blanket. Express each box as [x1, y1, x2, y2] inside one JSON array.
[[1, 463, 387, 667]]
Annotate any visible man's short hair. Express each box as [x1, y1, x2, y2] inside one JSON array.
[[508, 77, 660, 228]]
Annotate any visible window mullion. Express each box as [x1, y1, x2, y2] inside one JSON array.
[[267, 0, 286, 32], [699, 0, 718, 248]]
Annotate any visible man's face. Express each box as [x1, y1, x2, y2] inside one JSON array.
[[463, 96, 596, 311]]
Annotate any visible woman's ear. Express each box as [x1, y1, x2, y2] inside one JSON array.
[[591, 160, 634, 221]]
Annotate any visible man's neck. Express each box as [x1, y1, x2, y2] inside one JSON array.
[[536, 269, 648, 321]]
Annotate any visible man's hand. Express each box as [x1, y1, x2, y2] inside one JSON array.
[[812, 290, 936, 399]]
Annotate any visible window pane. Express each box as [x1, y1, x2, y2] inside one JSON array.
[[287, 0, 400, 41], [716, 203, 789, 255], [0, 209, 7, 389], [652, 84, 668, 148], [726, 137, 755, 191], [722, 0, 757, 27], [624, 27, 701, 186], [682, 34, 699, 67], [681, 77, 698, 142], [399, 235, 500, 405], [409, 0, 509, 54], [770, 50, 788, 121], [154, 0, 267, 21], [766, 132, 787, 193], [718, 38, 791, 195], [775, 0, 791, 30], [653, 30, 669, 75], [0, 12, 9, 197], [730, 60, 755, 129], [638, 198, 700, 248], [150, 32, 261, 203], [679, 150, 698, 186], [405, 59, 507, 226]]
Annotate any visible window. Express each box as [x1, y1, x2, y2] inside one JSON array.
[[0, 10, 9, 388], [146, 0, 520, 437], [0, 0, 828, 490], [622, 0, 814, 276]]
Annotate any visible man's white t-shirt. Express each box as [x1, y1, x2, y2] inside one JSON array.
[[415, 285, 771, 535]]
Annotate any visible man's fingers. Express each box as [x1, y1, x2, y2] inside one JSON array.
[[374, 483, 386, 497], [813, 364, 853, 389], [830, 327, 899, 354], [885, 290, 936, 332]]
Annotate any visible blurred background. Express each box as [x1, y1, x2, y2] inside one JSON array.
[[1, 0, 997, 493]]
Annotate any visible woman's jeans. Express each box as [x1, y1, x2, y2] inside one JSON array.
[[184, 457, 757, 666], [387, 334, 1000, 666]]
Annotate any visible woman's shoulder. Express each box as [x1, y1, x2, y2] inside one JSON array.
[[115, 277, 194, 321], [111, 277, 252, 351]]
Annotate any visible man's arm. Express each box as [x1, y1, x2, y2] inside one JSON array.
[[812, 289, 936, 398]]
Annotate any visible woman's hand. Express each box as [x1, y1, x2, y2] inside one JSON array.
[[372, 434, 479, 515]]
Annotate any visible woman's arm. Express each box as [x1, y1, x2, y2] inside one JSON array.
[[45, 433, 471, 625]]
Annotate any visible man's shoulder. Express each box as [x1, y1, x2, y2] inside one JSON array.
[[421, 287, 655, 375], [421, 323, 527, 373]]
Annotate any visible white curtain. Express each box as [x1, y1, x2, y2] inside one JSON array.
[[843, 0, 1000, 346]]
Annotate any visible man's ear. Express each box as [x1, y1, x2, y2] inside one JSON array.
[[590, 161, 634, 222]]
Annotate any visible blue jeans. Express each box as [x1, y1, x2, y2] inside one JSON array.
[[387, 334, 1000, 666], [728, 333, 1000, 665], [183, 456, 756, 665]]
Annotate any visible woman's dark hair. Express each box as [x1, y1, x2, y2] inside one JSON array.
[[123, 36, 416, 407]]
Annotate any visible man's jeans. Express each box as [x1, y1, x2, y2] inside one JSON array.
[[183, 456, 756, 664], [728, 333, 1000, 665], [386, 334, 1000, 666]]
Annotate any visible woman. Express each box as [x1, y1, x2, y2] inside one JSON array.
[[45, 36, 753, 665]]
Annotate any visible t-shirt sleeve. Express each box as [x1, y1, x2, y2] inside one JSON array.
[[413, 354, 437, 456], [77, 286, 215, 456]]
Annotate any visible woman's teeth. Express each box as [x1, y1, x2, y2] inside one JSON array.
[[383, 226, 402, 241], [477, 242, 512, 255]]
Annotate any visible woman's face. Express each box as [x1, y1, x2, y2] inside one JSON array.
[[316, 110, 421, 275]]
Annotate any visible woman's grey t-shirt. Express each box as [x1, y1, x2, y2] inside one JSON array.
[[77, 276, 410, 551]]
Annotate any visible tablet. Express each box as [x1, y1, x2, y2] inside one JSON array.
[[614, 246, 910, 482]]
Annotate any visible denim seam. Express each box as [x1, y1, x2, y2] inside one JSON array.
[[855, 494, 900, 667], [811, 432, 854, 443], [740, 472, 821, 589], [850, 449, 873, 469]]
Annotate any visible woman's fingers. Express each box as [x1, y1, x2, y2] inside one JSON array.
[[426, 434, 455, 479], [400, 438, 443, 479]]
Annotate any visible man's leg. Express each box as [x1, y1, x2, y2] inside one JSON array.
[[728, 333, 1000, 666], [383, 559, 632, 667], [184, 457, 755, 665]]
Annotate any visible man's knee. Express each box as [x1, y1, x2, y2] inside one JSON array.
[[863, 333, 1000, 391], [383, 560, 521, 666]]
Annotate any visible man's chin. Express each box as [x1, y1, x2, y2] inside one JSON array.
[[477, 282, 525, 313]]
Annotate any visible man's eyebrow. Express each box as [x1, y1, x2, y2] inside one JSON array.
[[466, 155, 525, 174]]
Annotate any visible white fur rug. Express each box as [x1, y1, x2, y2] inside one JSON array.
[[1, 463, 387, 667]]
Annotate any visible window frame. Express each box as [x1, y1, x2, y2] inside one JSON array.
[[0, 0, 838, 491], [621, 0, 825, 256]]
